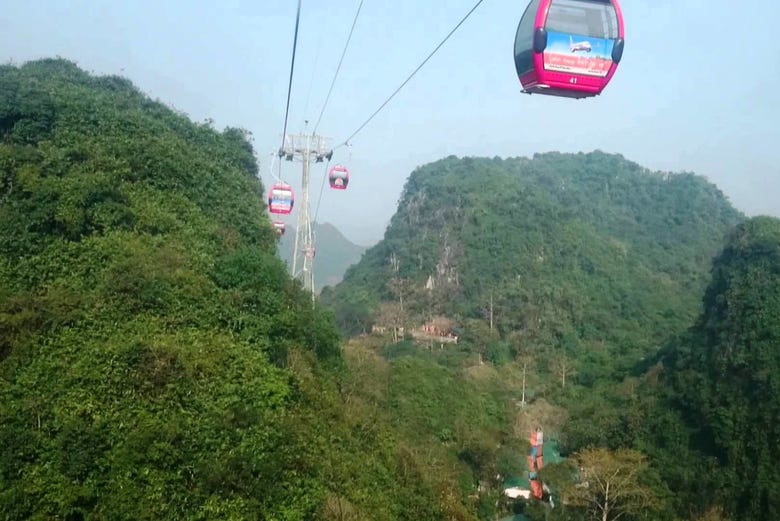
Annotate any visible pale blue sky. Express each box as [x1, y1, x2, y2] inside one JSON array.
[[2, 1, 779, 244]]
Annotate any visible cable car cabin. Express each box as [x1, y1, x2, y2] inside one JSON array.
[[268, 183, 294, 215], [514, 0, 625, 98], [272, 220, 286, 236], [328, 164, 350, 190]]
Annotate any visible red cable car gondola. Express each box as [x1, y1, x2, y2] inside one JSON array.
[[514, 0, 625, 99], [328, 164, 350, 190], [268, 183, 294, 215], [272, 220, 286, 236]]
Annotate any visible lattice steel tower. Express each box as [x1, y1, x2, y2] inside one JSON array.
[[279, 132, 332, 296]]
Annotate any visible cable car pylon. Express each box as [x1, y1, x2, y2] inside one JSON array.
[[279, 130, 332, 299]]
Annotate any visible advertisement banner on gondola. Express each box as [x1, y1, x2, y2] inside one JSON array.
[[269, 185, 294, 215], [543, 31, 614, 77]]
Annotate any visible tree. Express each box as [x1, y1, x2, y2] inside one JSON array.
[[557, 448, 660, 521], [550, 353, 578, 388], [329, 287, 375, 335], [516, 351, 536, 406], [463, 318, 499, 365], [375, 302, 405, 342]]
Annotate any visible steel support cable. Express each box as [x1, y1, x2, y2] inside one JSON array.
[[309, 0, 364, 233], [312, 0, 366, 135], [312, 158, 332, 228], [301, 24, 326, 130], [279, 0, 303, 176], [269, 150, 280, 182], [336, 0, 487, 149]]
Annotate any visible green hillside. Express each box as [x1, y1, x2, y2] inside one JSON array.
[[4, 58, 772, 521], [277, 222, 367, 293], [318, 153, 750, 520], [0, 59, 458, 520], [646, 217, 780, 520], [322, 153, 743, 376]]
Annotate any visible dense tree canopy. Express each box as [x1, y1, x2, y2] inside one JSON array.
[[321, 152, 757, 521], [0, 59, 452, 520], [3, 58, 774, 521], [657, 217, 780, 521], [323, 152, 743, 379]]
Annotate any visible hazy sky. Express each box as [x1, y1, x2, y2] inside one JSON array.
[[2, 1, 779, 245]]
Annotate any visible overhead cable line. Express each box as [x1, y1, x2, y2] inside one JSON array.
[[268, 149, 280, 182], [312, 157, 333, 229], [279, 0, 304, 169], [300, 25, 325, 131], [312, 0, 366, 135], [310, 0, 364, 228], [336, 0, 487, 148]]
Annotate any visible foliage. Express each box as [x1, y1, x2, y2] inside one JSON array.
[[0, 59, 454, 520], [548, 448, 661, 521], [321, 153, 746, 520], [323, 153, 743, 382], [4, 58, 772, 521], [657, 217, 780, 521]]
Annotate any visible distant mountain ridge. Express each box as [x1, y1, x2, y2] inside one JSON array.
[[278, 222, 367, 292]]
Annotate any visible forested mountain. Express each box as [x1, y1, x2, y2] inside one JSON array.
[[0, 59, 464, 520], [277, 221, 367, 292], [645, 216, 780, 521], [5, 58, 774, 521], [318, 154, 757, 521], [322, 153, 743, 377]]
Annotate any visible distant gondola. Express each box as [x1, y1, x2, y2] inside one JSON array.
[[514, 0, 625, 98], [272, 220, 286, 236], [268, 183, 294, 215], [328, 164, 350, 190]]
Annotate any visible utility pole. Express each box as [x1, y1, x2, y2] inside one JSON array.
[[279, 131, 332, 298]]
